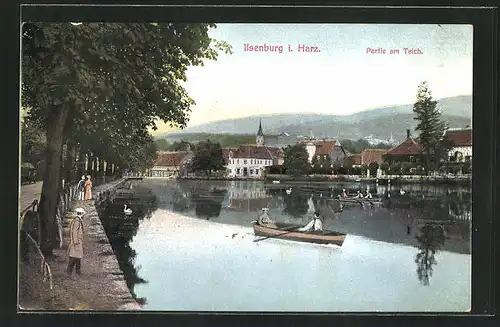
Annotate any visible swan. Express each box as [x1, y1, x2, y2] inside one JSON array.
[[123, 204, 132, 215], [400, 189, 406, 195], [285, 188, 292, 195]]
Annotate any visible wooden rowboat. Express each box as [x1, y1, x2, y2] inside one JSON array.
[[253, 222, 347, 246]]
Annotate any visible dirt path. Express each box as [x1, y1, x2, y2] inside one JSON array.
[[19, 179, 140, 311]]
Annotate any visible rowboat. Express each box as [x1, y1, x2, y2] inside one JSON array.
[[253, 222, 347, 246], [339, 196, 382, 204]]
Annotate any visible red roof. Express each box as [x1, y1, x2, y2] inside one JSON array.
[[384, 138, 423, 156], [444, 129, 472, 146], [231, 145, 283, 160], [361, 149, 388, 165], [154, 151, 189, 167], [298, 139, 341, 155]]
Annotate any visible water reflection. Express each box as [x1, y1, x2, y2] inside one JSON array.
[[98, 183, 158, 306], [415, 223, 446, 286], [99, 179, 471, 306]]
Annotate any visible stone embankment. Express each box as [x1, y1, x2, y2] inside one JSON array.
[[19, 178, 141, 311]]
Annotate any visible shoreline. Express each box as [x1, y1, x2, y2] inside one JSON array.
[[145, 174, 471, 186], [19, 178, 141, 311]]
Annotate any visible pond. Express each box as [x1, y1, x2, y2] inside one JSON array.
[[98, 179, 471, 312]]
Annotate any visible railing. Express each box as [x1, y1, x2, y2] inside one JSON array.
[[19, 199, 53, 291]]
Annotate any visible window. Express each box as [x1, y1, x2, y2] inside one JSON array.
[[250, 169, 254, 175], [244, 160, 247, 164], [236, 168, 240, 174]]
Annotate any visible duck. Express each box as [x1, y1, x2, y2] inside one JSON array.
[[285, 188, 292, 195], [123, 204, 132, 215], [400, 189, 406, 195]]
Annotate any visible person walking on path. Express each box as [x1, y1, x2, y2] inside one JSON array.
[[84, 175, 92, 200], [77, 175, 86, 200], [67, 207, 85, 277]]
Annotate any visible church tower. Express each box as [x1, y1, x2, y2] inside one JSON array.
[[256, 118, 264, 147]]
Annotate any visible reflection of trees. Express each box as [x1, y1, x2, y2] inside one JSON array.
[[414, 223, 446, 285], [282, 191, 309, 218], [191, 189, 227, 220], [99, 189, 158, 305]]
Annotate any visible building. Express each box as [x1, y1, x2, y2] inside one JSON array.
[[383, 129, 423, 164], [150, 151, 190, 178], [360, 149, 388, 165], [444, 128, 472, 162], [345, 154, 362, 168], [299, 139, 348, 166], [225, 120, 284, 178]]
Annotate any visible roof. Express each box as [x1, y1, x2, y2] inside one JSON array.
[[361, 149, 388, 165], [384, 138, 423, 156], [444, 129, 472, 146], [231, 145, 283, 160], [154, 151, 190, 167], [297, 139, 342, 155], [257, 119, 264, 136]]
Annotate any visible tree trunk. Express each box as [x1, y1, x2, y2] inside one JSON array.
[[38, 105, 70, 258], [64, 142, 77, 184]]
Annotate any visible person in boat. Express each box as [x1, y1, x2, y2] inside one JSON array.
[[341, 189, 348, 198], [364, 190, 373, 199], [257, 208, 277, 228], [297, 211, 323, 232], [354, 190, 363, 198]]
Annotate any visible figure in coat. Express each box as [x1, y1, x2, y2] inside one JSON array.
[[67, 207, 85, 277]]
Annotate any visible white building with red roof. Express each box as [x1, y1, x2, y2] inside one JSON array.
[[225, 119, 284, 178], [444, 128, 472, 162]]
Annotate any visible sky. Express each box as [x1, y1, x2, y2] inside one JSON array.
[[151, 23, 473, 135]]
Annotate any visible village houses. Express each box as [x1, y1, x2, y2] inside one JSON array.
[[298, 138, 348, 167]]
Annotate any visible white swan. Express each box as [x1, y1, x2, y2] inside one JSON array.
[[123, 204, 132, 215], [285, 188, 292, 195], [400, 189, 406, 195]]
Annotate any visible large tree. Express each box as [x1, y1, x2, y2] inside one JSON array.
[[191, 139, 226, 176], [412, 81, 449, 175], [283, 144, 310, 177], [21, 22, 231, 256]]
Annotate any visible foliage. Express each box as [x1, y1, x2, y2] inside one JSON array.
[[283, 144, 311, 177], [21, 22, 232, 256], [340, 138, 392, 154], [413, 81, 449, 175], [170, 140, 193, 152], [379, 162, 389, 174], [155, 138, 170, 151], [389, 162, 402, 175], [21, 113, 47, 178], [311, 154, 332, 174], [401, 162, 414, 175], [191, 140, 226, 176], [368, 162, 379, 176]]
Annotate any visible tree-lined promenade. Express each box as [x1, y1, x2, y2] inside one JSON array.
[[21, 22, 232, 258]]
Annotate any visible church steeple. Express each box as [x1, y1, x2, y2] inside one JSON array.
[[256, 118, 264, 147]]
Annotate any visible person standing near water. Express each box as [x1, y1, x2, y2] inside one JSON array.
[[84, 175, 92, 200], [67, 208, 85, 277], [77, 175, 86, 200]]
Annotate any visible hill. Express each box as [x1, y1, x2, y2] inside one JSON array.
[[157, 95, 472, 143]]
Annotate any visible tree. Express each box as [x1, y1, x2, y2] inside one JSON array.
[[379, 162, 389, 175], [283, 144, 310, 177], [311, 154, 332, 174], [368, 162, 379, 176], [155, 139, 171, 151], [170, 140, 193, 152], [22, 22, 232, 256], [191, 140, 225, 176], [413, 81, 449, 175]]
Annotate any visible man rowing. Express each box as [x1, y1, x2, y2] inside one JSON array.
[[364, 190, 373, 199], [257, 208, 277, 228], [297, 211, 323, 232], [354, 190, 363, 198], [341, 189, 348, 198]]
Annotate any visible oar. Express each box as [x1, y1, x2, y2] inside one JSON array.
[[252, 224, 302, 243]]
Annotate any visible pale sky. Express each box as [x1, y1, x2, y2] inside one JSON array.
[[152, 23, 473, 135]]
